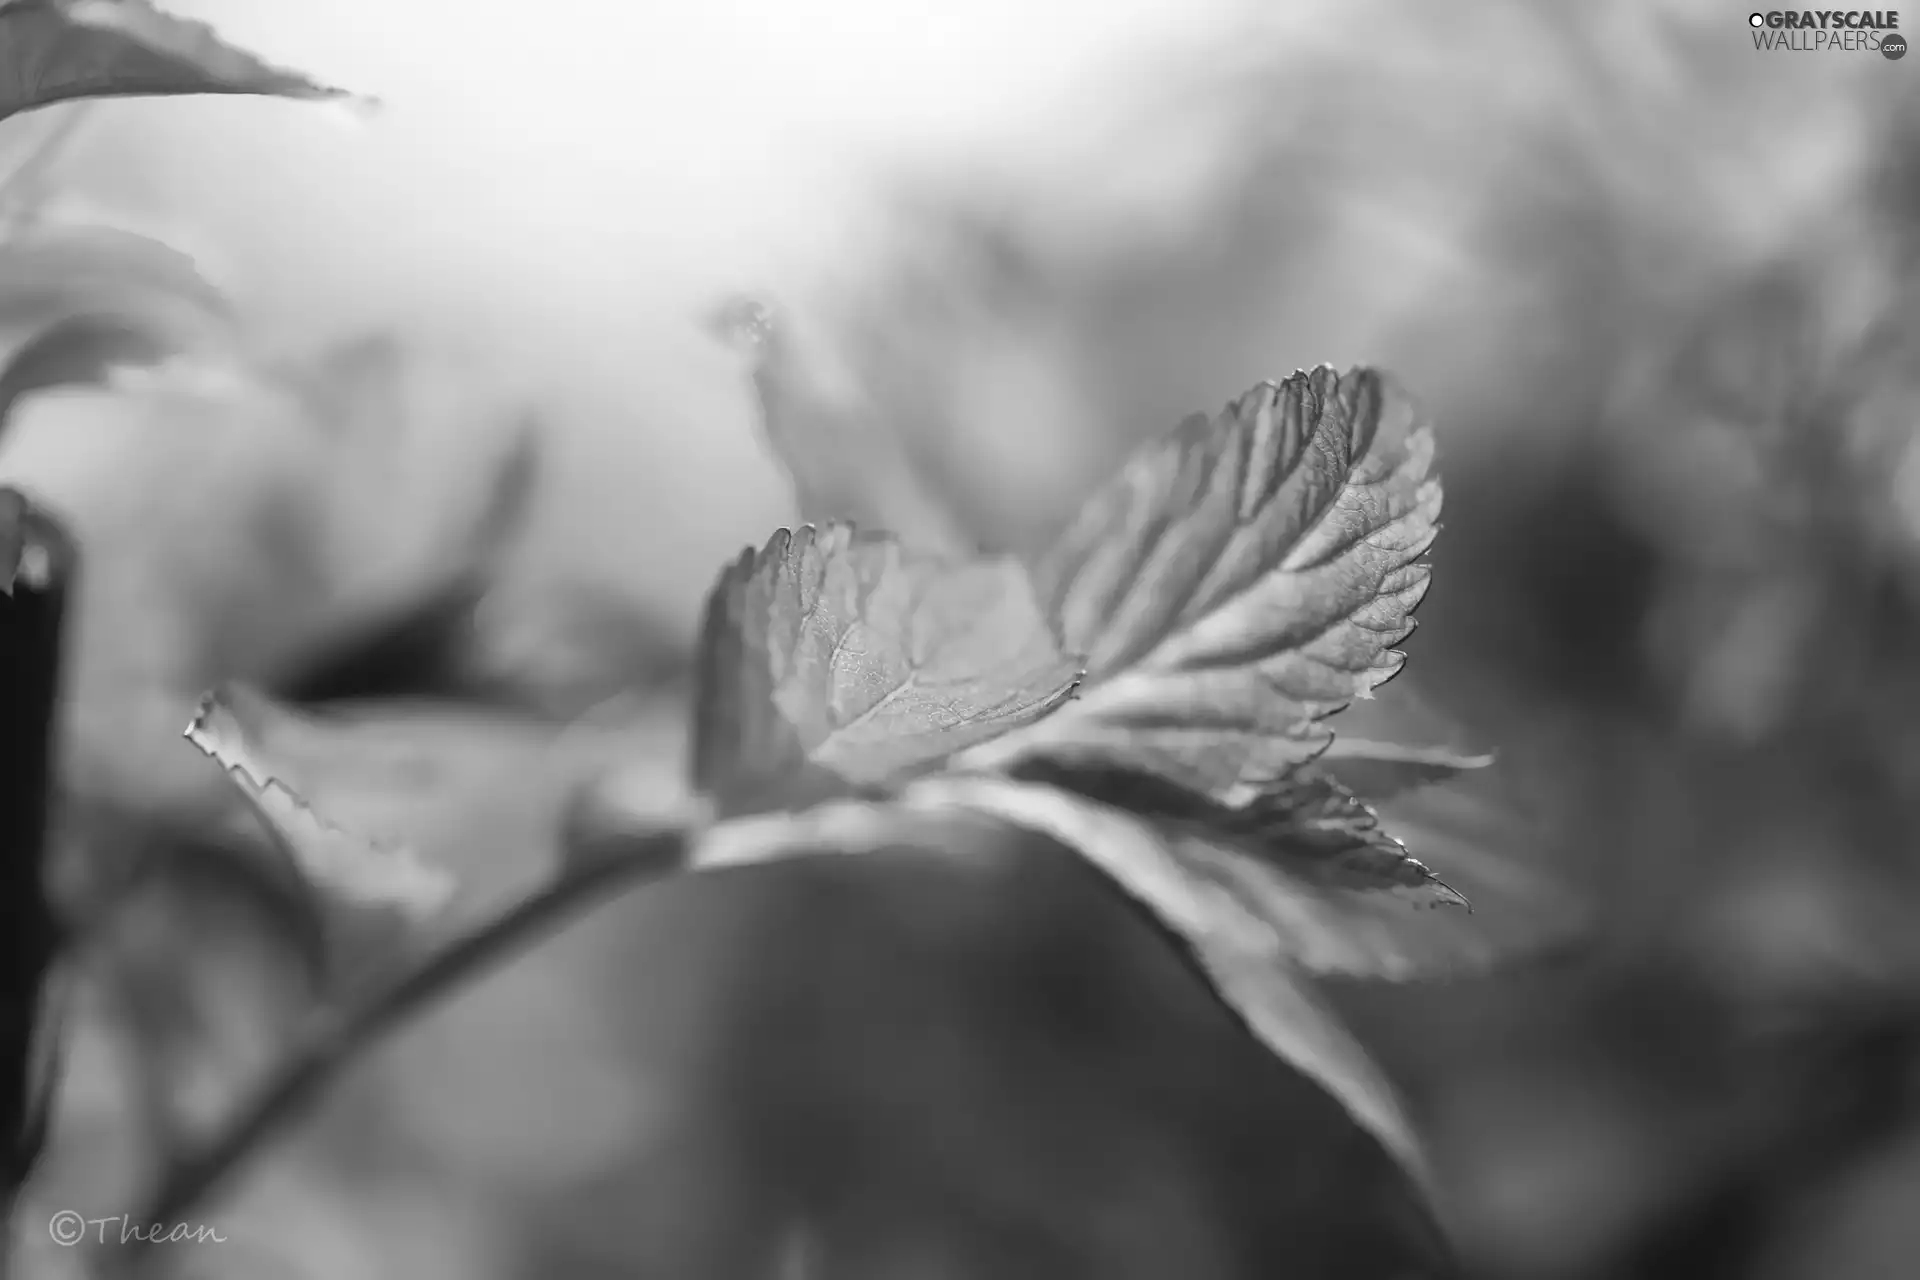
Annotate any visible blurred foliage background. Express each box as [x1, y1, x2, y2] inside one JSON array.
[[7, 0, 1920, 1276]]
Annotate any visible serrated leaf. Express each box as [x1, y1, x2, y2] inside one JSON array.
[[921, 767, 1466, 979], [0, 0, 353, 124], [690, 522, 1081, 815], [964, 366, 1440, 802], [0, 340, 548, 860], [666, 764, 1472, 1187], [680, 782, 1428, 1185], [0, 222, 233, 425], [886, 773, 1437, 1178], [183, 685, 455, 963], [666, 362, 1482, 1198]]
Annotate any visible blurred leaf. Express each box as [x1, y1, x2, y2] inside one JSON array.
[[0, 0, 350, 124], [0, 222, 233, 427], [273, 415, 540, 706], [241, 332, 543, 698], [288, 337, 540, 599], [86, 840, 320, 1164], [706, 294, 978, 557], [0, 342, 552, 860], [459, 578, 689, 720], [963, 367, 1441, 803], [690, 522, 1080, 815], [686, 778, 1429, 1184], [1314, 738, 1495, 802], [908, 765, 1469, 980], [183, 685, 455, 976]]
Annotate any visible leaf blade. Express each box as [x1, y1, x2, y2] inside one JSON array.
[[0, 0, 355, 124], [874, 769, 1509, 1189], [0, 222, 235, 424], [904, 770, 1471, 980], [679, 777, 1430, 1181], [183, 685, 456, 950], [967, 366, 1441, 800], [690, 523, 1082, 814]]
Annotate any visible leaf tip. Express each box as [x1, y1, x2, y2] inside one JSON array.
[[181, 683, 457, 926]]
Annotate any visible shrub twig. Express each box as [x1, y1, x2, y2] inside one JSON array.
[[122, 820, 692, 1267]]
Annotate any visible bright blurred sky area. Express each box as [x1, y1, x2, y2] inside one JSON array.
[[31, 0, 1241, 610]]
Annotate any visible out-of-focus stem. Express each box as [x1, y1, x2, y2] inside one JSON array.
[[123, 818, 693, 1270], [0, 487, 76, 1237]]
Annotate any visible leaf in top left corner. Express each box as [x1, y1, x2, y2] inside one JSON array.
[[0, 0, 355, 124], [691, 523, 1082, 815]]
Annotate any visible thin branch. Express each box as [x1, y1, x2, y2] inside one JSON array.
[[123, 820, 693, 1259]]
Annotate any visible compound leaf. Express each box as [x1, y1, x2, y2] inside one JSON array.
[[669, 365, 1482, 1198], [964, 366, 1440, 803], [691, 522, 1081, 815], [0, 0, 351, 124]]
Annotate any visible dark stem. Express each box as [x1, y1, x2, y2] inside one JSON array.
[[1, 488, 76, 1226], [124, 822, 691, 1264]]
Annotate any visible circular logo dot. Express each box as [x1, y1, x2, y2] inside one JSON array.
[[1749, 12, 1766, 27], [1886, 33, 1908, 59], [47, 1211, 84, 1247]]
